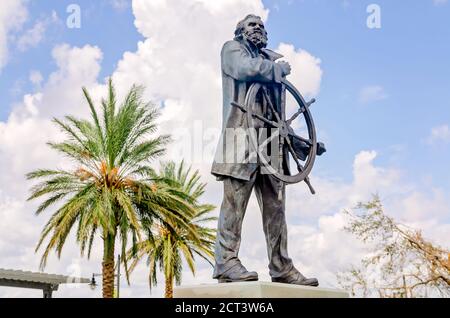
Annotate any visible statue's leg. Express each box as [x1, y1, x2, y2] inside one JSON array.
[[254, 173, 296, 279], [254, 173, 319, 286], [213, 175, 257, 280]]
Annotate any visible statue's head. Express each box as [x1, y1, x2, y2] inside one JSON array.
[[234, 14, 268, 49]]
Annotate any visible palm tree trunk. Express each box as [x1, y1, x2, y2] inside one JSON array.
[[165, 274, 174, 298], [102, 233, 116, 298]]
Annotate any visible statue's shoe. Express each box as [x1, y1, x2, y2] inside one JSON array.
[[272, 272, 319, 287], [217, 265, 259, 283]]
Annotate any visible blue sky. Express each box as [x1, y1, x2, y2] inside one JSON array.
[[0, 0, 142, 118], [2, 0, 449, 188], [0, 0, 449, 297], [263, 0, 450, 189]]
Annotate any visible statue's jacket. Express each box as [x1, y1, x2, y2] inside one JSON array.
[[211, 38, 290, 181]]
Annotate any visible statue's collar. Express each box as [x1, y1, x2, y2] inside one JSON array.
[[238, 38, 284, 61], [260, 48, 284, 61]]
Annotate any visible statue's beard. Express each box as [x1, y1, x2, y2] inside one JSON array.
[[243, 29, 268, 49]]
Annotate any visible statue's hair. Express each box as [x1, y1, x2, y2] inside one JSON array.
[[234, 14, 264, 39]]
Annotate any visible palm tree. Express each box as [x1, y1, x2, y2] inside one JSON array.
[[128, 161, 216, 298], [27, 80, 196, 298]]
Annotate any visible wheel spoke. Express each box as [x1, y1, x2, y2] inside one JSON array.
[[231, 102, 279, 127], [285, 135, 316, 194], [287, 108, 306, 125], [288, 131, 313, 146], [284, 136, 305, 173], [253, 113, 279, 128], [262, 89, 282, 123], [287, 98, 315, 125]]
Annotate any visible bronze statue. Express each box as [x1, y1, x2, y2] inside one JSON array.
[[211, 14, 325, 286]]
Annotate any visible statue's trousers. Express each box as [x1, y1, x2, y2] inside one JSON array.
[[213, 169, 297, 279]]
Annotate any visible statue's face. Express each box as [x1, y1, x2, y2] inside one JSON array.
[[242, 17, 268, 49]]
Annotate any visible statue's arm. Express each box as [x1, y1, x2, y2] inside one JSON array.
[[221, 41, 283, 83]]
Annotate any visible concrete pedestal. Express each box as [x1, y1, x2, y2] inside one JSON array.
[[174, 281, 349, 298]]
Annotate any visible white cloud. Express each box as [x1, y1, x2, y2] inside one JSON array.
[[0, 43, 108, 297], [427, 124, 450, 145], [433, 0, 448, 6], [114, 0, 269, 107], [283, 150, 406, 222], [17, 11, 61, 52], [17, 20, 46, 51], [358, 85, 388, 104], [0, 0, 28, 70], [237, 150, 450, 288], [113, 0, 322, 169], [391, 188, 450, 224], [276, 43, 322, 99], [0, 44, 103, 196], [29, 70, 43, 87]]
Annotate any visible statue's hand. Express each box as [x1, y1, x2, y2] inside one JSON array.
[[317, 142, 327, 156], [277, 61, 291, 77]]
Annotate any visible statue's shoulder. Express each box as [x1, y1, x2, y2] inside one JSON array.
[[222, 40, 244, 52]]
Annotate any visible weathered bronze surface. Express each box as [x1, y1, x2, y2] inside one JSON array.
[[211, 14, 325, 287]]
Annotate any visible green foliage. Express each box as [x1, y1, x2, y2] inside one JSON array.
[[128, 161, 217, 297], [338, 195, 450, 298], [27, 79, 195, 278]]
